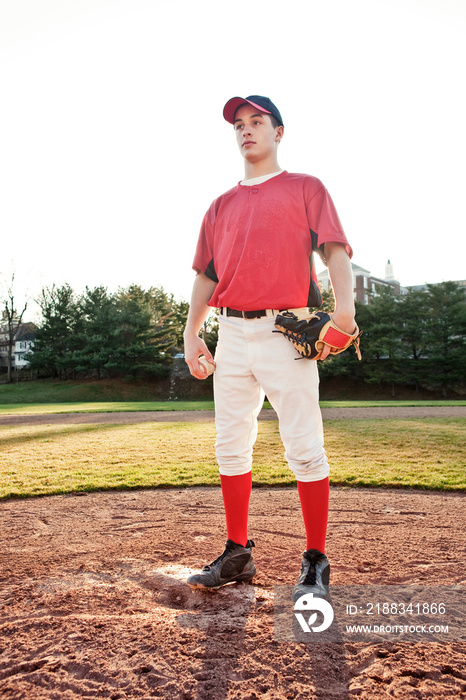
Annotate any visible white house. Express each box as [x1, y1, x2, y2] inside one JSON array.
[[15, 324, 36, 368], [0, 322, 36, 371]]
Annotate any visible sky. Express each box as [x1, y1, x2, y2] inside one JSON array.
[[1, 0, 465, 322]]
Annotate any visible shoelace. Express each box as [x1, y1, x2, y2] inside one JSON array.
[[202, 540, 254, 572], [302, 552, 324, 586], [202, 549, 231, 572]]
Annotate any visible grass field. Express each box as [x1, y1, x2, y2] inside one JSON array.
[[0, 401, 216, 415], [1, 417, 464, 499], [1, 379, 465, 411], [0, 379, 164, 404], [1, 399, 465, 416]]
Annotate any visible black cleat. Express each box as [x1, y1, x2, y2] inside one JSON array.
[[187, 539, 256, 590], [292, 548, 330, 602]]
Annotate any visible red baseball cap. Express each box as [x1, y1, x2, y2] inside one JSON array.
[[223, 95, 284, 127]]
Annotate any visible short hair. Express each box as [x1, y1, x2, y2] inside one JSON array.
[[269, 113, 281, 129]]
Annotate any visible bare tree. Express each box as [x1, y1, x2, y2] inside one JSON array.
[[1, 272, 28, 383]]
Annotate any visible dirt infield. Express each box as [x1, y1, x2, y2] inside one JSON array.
[[0, 404, 465, 426], [0, 408, 465, 698]]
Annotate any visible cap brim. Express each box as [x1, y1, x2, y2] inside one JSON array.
[[223, 97, 272, 124]]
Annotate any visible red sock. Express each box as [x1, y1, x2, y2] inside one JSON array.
[[297, 477, 329, 553], [220, 472, 252, 547]]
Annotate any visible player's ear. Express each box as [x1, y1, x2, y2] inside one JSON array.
[[275, 125, 284, 143]]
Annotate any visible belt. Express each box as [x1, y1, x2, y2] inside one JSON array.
[[220, 307, 278, 319], [220, 306, 309, 320]]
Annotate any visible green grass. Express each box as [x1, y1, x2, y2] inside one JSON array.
[[0, 401, 215, 415], [0, 398, 465, 416], [319, 400, 466, 407], [1, 379, 465, 413], [0, 378, 186, 404], [0, 392, 466, 416], [1, 400, 464, 416], [1, 418, 464, 499]]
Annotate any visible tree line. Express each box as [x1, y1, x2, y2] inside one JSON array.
[[21, 280, 466, 395], [27, 284, 193, 380], [319, 281, 466, 396]]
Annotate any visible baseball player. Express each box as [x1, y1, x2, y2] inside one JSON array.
[[183, 95, 356, 601]]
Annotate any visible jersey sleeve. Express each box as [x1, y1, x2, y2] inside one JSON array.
[[192, 201, 218, 280], [304, 178, 353, 263]]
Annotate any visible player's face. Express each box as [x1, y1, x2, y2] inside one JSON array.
[[233, 104, 283, 162]]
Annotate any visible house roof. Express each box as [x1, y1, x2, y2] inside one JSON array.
[[13, 322, 37, 342]]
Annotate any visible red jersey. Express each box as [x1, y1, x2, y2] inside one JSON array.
[[193, 171, 352, 311]]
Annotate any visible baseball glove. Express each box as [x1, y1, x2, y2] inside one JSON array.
[[274, 310, 362, 360]]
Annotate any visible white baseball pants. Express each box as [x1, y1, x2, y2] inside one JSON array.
[[213, 313, 329, 482]]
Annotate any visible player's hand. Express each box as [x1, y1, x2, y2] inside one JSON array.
[[184, 334, 216, 379], [320, 310, 357, 361]]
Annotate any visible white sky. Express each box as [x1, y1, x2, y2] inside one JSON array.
[[1, 0, 465, 321]]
